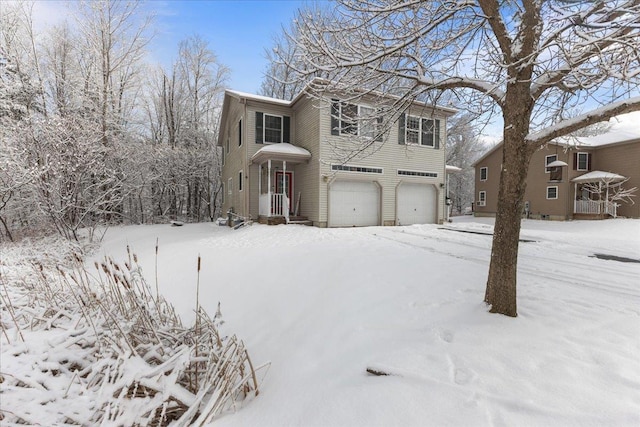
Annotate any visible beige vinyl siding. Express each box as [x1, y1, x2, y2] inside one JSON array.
[[318, 100, 447, 225], [244, 101, 295, 220], [292, 97, 321, 223], [221, 98, 247, 217]]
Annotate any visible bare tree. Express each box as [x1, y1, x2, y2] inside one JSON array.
[[259, 26, 308, 100], [287, 1, 640, 316], [447, 113, 485, 215]]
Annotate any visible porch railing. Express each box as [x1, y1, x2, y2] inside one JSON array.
[[259, 193, 290, 220], [574, 200, 618, 217]]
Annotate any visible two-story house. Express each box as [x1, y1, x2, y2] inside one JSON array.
[[217, 84, 457, 227], [473, 130, 640, 220]]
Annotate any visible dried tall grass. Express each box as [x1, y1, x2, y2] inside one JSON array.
[[1, 245, 267, 426]]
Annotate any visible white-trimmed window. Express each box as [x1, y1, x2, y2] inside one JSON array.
[[546, 186, 558, 200], [228, 177, 232, 195], [545, 155, 562, 181], [332, 101, 379, 138], [238, 170, 243, 192], [405, 115, 439, 147], [264, 113, 283, 144], [397, 169, 437, 178], [576, 152, 590, 171], [331, 164, 383, 174], [480, 167, 488, 181], [477, 191, 486, 207]]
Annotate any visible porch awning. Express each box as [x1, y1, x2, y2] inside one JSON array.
[[250, 143, 312, 165], [571, 171, 627, 183], [446, 165, 462, 173]]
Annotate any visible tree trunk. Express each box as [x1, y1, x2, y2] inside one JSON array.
[[484, 84, 535, 317]]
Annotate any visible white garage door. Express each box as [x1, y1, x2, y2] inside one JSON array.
[[329, 180, 379, 227], [397, 183, 437, 225]]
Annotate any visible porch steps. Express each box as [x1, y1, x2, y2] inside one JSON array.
[[288, 216, 313, 226], [257, 215, 313, 226]]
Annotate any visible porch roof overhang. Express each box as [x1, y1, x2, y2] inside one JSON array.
[[571, 171, 627, 183], [250, 143, 312, 165]]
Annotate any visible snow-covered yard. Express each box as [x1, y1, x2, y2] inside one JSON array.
[[3, 217, 640, 426]]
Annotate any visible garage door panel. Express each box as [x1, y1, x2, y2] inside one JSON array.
[[329, 180, 379, 227], [397, 183, 436, 225]]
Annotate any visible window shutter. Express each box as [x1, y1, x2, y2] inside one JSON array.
[[587, 153, 592, 171], [283, 116, 290, 143], [331, 100, 340, 135], [398, 113, 406, 144], [238, 119, 242, 146], [255, 112, 263, 144], [375, 115, 383, 142], [573, 152, 577, 170], [434, 119, 440, 149]]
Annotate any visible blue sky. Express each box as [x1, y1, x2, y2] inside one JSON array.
[[31, 0, 309, 93], [149, 1, 309, 93]]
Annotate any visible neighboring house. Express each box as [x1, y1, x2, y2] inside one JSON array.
[[217, 83, 457, 227], [473, 131, 640, 220]]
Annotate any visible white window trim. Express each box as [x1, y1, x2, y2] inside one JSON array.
[[546, 186, 558, 200], [238, 170, 243, 192], [478, 191, 486, 206], [331, 164, 383, 174], [228, 177, 232, 195], [397, 169, 438, 178], [238, 118, 243, 147], [480, 167, 488, 181], [336, 102, 378, 138], [545, 154, 556, 173], [263, 113, 283, 144], [577, 152, 589, 171], [405, 115, 438, 147]]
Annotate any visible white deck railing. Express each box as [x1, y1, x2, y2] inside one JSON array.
[[259, 193, 290, 220], [574, 200, 618, 217]]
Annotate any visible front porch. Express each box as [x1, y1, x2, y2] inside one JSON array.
[[571, 171, 627, 219], [251, 143, 312, 225]]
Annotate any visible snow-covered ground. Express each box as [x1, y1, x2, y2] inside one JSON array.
[[86, 217, 640, 426], [3, 217, 639, 426]]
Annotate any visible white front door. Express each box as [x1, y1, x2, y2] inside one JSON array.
[[329, 180, 379, 227], [397, 183, 437, 225]]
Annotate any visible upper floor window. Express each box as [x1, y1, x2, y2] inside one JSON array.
[[331, 100, 380, 139], [399, 114, 440, 148], [238, 119, 243, 147], [480, 167, 488, 181], [575, 152, 590, 171], [255, 112, 290, 144], [545, 155, 562, 181]]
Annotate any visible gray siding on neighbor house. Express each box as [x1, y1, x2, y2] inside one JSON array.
[[593, 140, 640, 218], [317, 100, 448, 225]]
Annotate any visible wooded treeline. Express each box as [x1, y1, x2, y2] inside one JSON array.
[[0, 1, 228, 242]]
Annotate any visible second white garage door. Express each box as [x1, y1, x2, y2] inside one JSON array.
[[329, 180, 379, 227], [397, 183, 437, 225]]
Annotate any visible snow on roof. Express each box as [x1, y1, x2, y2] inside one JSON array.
[[571, 171, 627, 183], [251, 143, 312, 164], [226, 89, 291, 106]]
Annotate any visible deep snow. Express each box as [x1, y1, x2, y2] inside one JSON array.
[[2, 217, 639, 426], [87, 217, 640, 426]]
